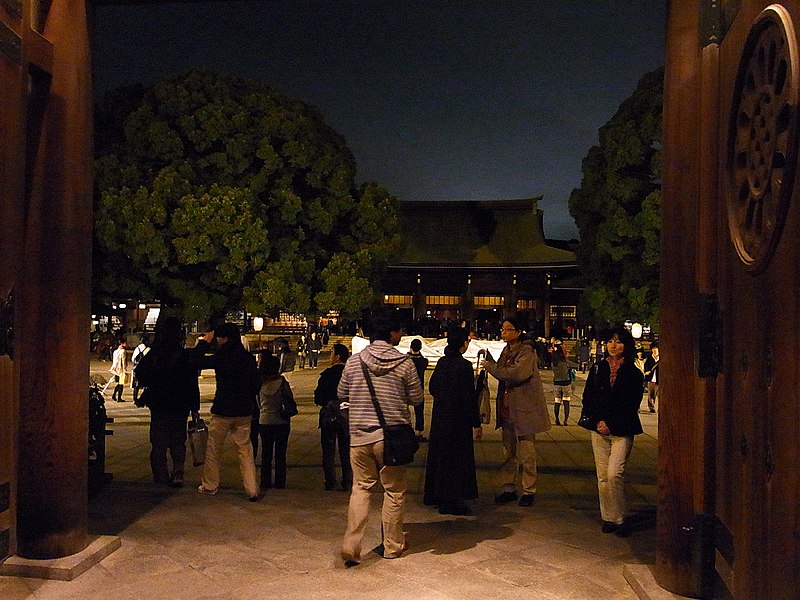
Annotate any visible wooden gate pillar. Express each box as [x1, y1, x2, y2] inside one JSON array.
[[656, 1, 710, 597], [14, 0, 94, 559]]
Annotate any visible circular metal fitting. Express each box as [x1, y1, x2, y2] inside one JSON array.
[[727, 5, 799, 272]]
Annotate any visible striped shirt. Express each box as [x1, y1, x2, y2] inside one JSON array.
[[337, 341, 424, 447]]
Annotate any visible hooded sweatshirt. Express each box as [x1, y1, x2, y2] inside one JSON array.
[[337, 340, 424, 447]]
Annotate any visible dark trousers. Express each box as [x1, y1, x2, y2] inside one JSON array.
[[309, 351, 320, 367], [259, 423, 290, 489], [321, 421, 352, 488], [413, 399, 425, 432], [149, 412, 187, 484]]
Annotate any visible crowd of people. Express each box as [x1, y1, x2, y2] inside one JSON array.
[[113, 310, 657, 567]]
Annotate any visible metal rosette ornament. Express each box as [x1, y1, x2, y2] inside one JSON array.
[[728, 4, 800, 273]]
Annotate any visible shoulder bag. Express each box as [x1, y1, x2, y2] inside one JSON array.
[[360, 359, 419, 466]]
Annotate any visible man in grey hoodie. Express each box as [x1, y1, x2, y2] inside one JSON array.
[[338, 309, 424, 567]]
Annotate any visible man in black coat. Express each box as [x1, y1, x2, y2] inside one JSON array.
[[195, 322, 261, 501], [314, 343, 352, 491]]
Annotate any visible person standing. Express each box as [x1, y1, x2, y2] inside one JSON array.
[[134, 316, 200, 487], [643, 343, 660, 413], [580, 326, 644, 536], [483, 317, 551, 507], [308, 331, 323, 368], [314, 343, 352, 491], [109, 340, 128, 402], [423, 326, 482, 515], [256, 352, 295, 491], [407, 338, 429, 442], [338, 310, 423, 566], [196, 322, 260, 502]]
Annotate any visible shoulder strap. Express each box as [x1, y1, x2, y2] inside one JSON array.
[[360, 358, 387, 429]]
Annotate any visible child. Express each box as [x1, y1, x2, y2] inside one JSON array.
[[256, 351, 296, 490]]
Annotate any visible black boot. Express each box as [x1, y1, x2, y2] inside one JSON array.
[[563, 401, 570, 425], [554, 404, 561, 426]]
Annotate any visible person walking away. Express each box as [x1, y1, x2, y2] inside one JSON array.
[[551, 350, 576, 425], [131, 333, 150, 405], [109, 341, 128, 402], [195, 322, 261, 501], [407, 338, 429, 442], [643, 343, 659, 412], [579, 326, 644, 537], [256, 351, 295, 491], [297, 334, 308, 369], [134, 316, 200, 487], [483, 317, 551, 507], [423, 326, 482, 515], [338, 309, 423, 566], [314, 343, 352, 491]]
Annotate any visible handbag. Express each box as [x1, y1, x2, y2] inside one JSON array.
[[577, 412, 595, 431], [187, 415, 209, 466], [360, 359, 419, 466]]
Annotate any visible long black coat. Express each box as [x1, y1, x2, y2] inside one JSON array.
[[423, 349, 481, 505]]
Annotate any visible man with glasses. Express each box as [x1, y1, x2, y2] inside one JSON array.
[[482, 317, 551, 507]]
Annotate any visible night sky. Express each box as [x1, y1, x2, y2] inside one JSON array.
[[91, 1, 666, 239]]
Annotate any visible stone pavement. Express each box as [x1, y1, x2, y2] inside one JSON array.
[[1, 355, 661, 600]]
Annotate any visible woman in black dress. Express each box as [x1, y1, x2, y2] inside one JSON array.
[[423, 326, 483, 515]]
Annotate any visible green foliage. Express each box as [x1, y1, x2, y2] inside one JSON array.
[[568, 67, 663, 328], [94, 70, 402, 319]]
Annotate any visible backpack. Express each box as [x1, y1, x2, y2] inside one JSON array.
[[133, 349, 156, 389]]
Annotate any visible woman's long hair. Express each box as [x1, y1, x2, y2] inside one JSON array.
[[258, 350, 281, 382], [150, 316, 183, 356]]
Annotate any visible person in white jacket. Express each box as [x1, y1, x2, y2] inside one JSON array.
[[109, 341, 128, 402], [338, 309, 423, 567]]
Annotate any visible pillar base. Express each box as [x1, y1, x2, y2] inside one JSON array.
[[0, 535, 120, 580], [624, 564, 697, 600]]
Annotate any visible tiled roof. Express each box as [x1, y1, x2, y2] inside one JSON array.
[[395, 198, 576, 268]]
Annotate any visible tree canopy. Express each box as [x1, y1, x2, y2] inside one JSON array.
[[94, 70, 402, 321], [568, 67, 663, 328]]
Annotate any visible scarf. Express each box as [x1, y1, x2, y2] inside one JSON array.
[[607, 355, 624, 386]]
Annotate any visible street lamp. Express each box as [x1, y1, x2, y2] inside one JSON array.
[[253, 316, 264, 351], [631, 322, 643, 339]]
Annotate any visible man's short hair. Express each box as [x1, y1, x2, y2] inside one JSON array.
[[214, 322, 240, 341], [367, 308, 405, 342], [409, 338, 422, 352], [332, 343, 350, 362]]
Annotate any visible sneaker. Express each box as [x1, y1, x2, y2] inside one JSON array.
[[614, 521, 631, 537], [249, 495, 260, 503], [518, 494, 535, 507], [168, 473, 184, 488], [415, 434, 428, 443], [601, 521, 619, 534], [494, 491, 518, 505], [197, 485, 217, 495], [341, 552, 360, 568]]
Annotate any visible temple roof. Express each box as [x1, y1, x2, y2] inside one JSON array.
[[395, 198, 576, 269]]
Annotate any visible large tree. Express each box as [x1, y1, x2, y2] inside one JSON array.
[[94, 70, 401, 321], [568, 67, 663, 328]]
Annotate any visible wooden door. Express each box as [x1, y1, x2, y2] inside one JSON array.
[[715, 3, 800, 598]]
